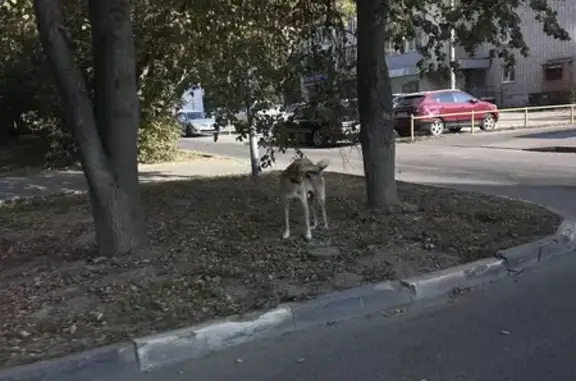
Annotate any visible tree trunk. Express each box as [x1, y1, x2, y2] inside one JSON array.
[[246, 101, 261, 176], [33, 0, 147, 257], [356, 0, 399, 208], [87, 0, 147, 254]]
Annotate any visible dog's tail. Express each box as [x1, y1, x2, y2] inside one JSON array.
[[316, 158, 330, 173]]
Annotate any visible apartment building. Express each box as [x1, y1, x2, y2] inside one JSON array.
[[295, 2, 575, 107], [483, 1, 576, 107], [389, 1, 576, 107]]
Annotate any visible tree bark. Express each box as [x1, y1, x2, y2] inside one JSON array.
[[246, 101, 261, 176], [87, 0, 147, 254], [356, 0, 398, 208], [33, 0, 147, 257]]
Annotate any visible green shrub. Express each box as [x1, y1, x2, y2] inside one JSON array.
[[234, 120, 249, 134], [137, 116, 181, 164]]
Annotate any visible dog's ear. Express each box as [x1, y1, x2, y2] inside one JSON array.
[[316, 159, 330, 172]]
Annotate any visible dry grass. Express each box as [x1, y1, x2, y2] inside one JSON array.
[[0, 172, 560, 368]]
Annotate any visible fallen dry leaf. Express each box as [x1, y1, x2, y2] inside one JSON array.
[[0, 172, 560, 368]]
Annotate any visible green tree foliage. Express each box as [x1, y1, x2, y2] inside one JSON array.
[[352, 0, 571, 208], [0, 0, 194, 164], [385, 0, 570, 72]]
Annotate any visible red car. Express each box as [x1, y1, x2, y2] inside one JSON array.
[[394, 89, 499, 137]]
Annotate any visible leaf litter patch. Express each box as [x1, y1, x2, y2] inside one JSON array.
[[0, 172, 560, 367]]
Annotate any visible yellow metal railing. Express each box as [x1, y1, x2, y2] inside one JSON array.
[[408, 103, 576, 141]]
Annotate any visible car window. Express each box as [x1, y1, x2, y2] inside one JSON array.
[[452, 91, 474, 103], [185, 112, 204, 120], [176, 113, 187, 122], [396, 95, 424, 107], [433, 92, 455, 103]]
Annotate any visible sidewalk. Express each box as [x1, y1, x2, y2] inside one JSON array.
[[0, 157, 249, 201]]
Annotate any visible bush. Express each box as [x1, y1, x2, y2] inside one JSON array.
[[234, 120, 249, 134], [137, 116, 181, 164]]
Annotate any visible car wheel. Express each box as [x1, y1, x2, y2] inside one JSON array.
[[185, 125, 194, 137], [449, 127, 462, 133], [480, 114, 497, 131], [428, 119, 445, 136], [312, 129, 329, 147]]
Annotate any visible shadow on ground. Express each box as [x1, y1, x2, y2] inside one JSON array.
[[0, 170, 208, 201], [415, 182, 576, 218], [516, 129, 576, 140]]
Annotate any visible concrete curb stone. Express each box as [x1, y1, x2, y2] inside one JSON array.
[[400, 258, 508, 300], [133, 307, 295, 372], [2, 217, 576, 379], [0, 343, 137, 381], [556, 218, 576, 248], [496, 218, 576, 273], [291, 281, 412, 331]]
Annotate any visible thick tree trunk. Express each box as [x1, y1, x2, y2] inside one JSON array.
[[33, 0, 147, 257], [356, 0, 399, 208], [87, 0, 147, 254]]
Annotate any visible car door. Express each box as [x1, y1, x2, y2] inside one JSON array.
[[176, 112, 188, 129], [432, 92, 459, 128], [452, 91, 479, 127]]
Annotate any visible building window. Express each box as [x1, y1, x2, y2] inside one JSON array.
[[385, 40, 396, 55], [385, 38, 416, 55], [544, 65, 563, 81], [404, 38, 416, 52], [502, 65, 515, 83]]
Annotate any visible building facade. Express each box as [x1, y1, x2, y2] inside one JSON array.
[[482, 1, 576, 107], [294, 2, 576, 108], [388, 1, 576, 107]]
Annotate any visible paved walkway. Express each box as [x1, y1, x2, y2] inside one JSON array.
[[0, 158, 249, 201]]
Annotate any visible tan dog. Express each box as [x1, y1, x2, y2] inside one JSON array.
[[280, 158, 330, 240]]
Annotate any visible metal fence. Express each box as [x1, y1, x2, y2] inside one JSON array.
[[407, 103, 576, 141]]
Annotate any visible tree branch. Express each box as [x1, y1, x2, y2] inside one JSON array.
[[33, 0, 112, 178]]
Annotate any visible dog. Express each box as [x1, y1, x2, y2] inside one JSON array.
[[280, 157, 330, 240]]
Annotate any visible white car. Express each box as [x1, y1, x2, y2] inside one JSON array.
[[176, 111, 216, 137]]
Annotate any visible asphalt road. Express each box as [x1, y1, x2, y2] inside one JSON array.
[[128, 252, 576, 381], [180, 125, 576, 216]]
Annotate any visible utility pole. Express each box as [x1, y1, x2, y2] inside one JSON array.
[[449, 0, 457, 89]]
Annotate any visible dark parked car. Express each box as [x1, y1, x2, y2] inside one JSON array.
[[394, 89, 500, 137], [275, 101, 359, 147]]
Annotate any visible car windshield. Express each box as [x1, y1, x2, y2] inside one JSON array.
[[185, 112, 204, 120], [396, 95, 424, 107]]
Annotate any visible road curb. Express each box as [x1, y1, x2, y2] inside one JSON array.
[[133, 307, 295, 371], [400, 258, 508, 300], [495, 219, 576, 273], [0, 344, 137, 381], [2, 218, 575, 379], [291, 281, 412, 331]]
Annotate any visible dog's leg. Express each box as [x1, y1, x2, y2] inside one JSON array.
[[310, 197, 318, 229], [301, 198, 312, 241], [318, 196, 328, 229], [282, 198, 291, 239]]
